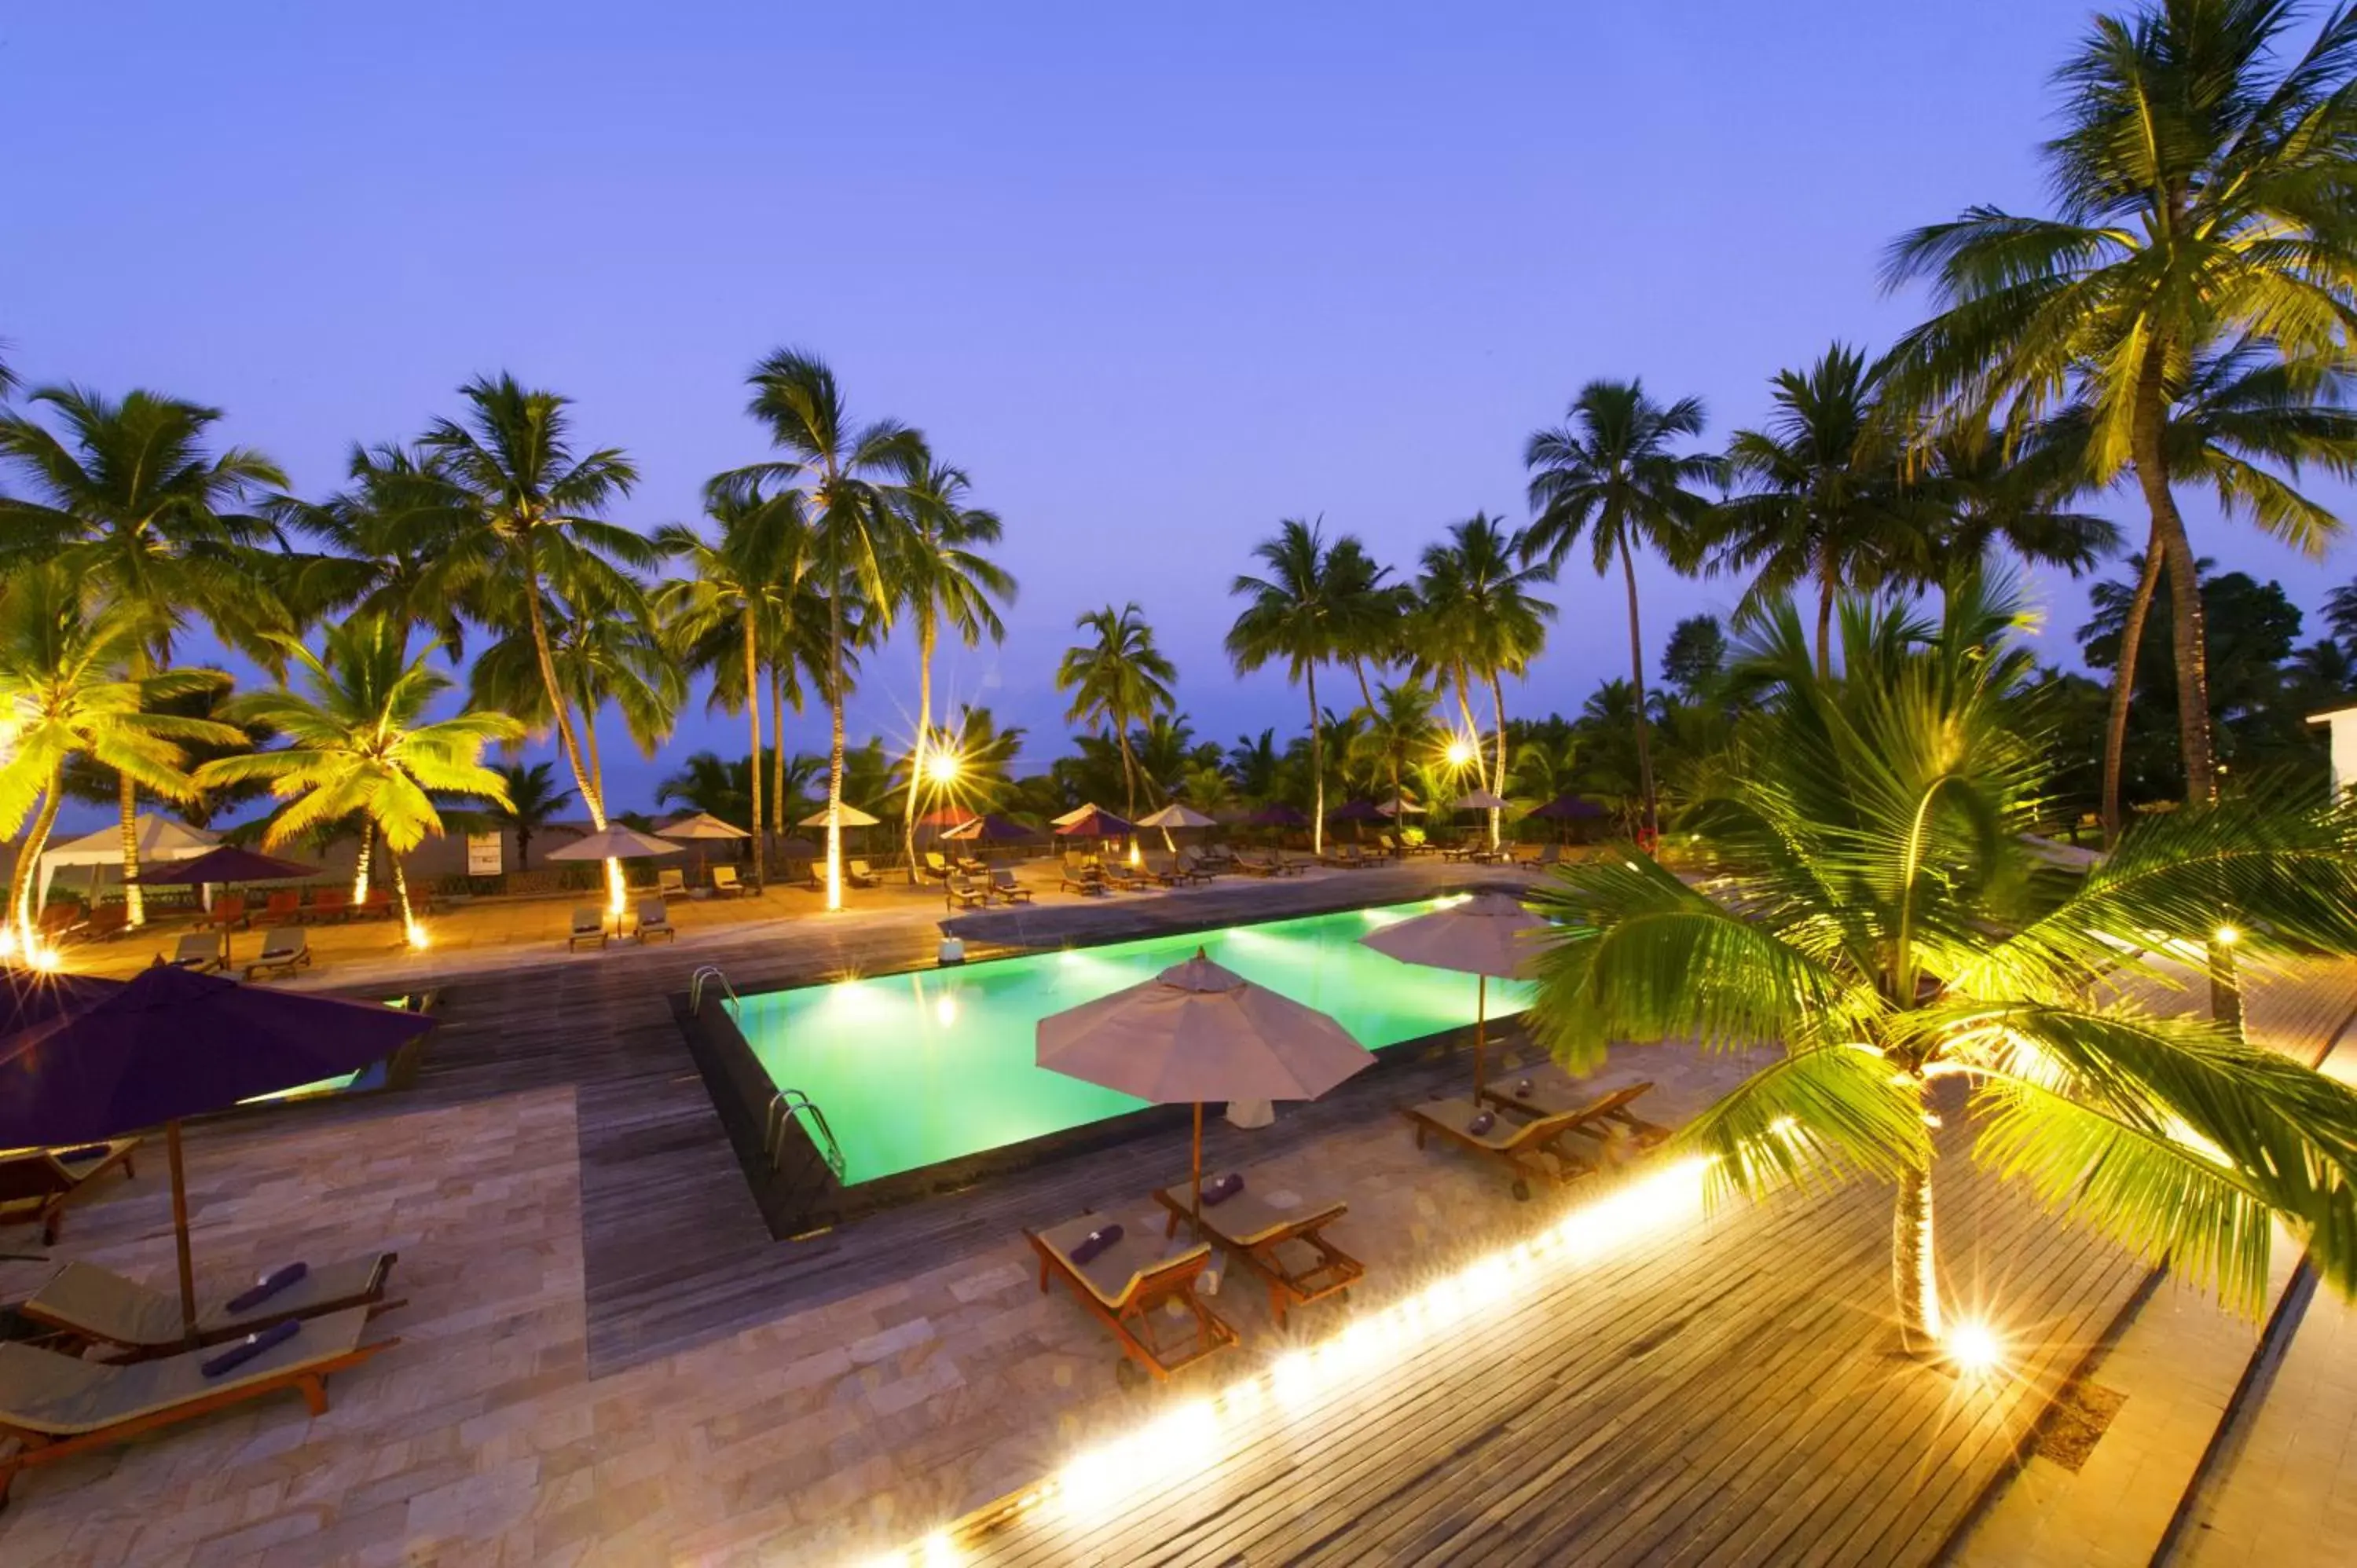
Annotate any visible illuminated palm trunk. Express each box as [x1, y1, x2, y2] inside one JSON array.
[[390, 853, 416, 937], [1306, 661, 1323, 858], [1893, 1160, 1941, 1353], [9, 772, 64, 943], [742, 605, 763, 892], [825, 594, 847, 913], [904, 617, 934, 885], [351, 826, 373, 903], [118, 774, 145, 929]]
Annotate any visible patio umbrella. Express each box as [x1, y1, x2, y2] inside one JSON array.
[[1052, 807, 1137, 839], [0, 965, 436, 1340], [1453, 787, 1510, 812], [1526, 792, 1607, 822], [1050, 804, 1102, 828], [1037, 949, 1370, 1232], [544, 824, 686, 862], [940, 814, 1039, 842], [1237, 802, 1310, 830], [1136, 803, 1217, 830], [1359, 890, 1549, 1096], [797, 804, 880, 829], [127, 847, 322, 887], [659, 811, 753, 884], [1376, 795, 1425, 816], [1326, 800, 1386, 823]]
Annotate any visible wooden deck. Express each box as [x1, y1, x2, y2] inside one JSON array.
[[947, 1108, 2150, 1567]]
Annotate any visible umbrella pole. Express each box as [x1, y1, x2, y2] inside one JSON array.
[[1190, 1101, 1204, 1239], [167, 1119, 197, 1343], [1473, 975, 1487, 1097]]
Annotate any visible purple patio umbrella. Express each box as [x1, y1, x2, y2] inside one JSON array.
[[1526, 793, 1607, 822], [0, 965, 438, 1339], [1237, 803, 1310, 830], [126, 846, 323, 886], [1326, 800, 1387, 823], [941, 814, 1040, 843], [1052, 807, 1138, 839]]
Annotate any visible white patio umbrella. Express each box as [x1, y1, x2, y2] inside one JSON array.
[[797, 804, 880, 828], [36, 815, 218, 911], [661, 811, 753, 885], [1136, 803, 1217, 830], [1453, 787, 1510, 811], [1038, 950, 1371, 1232], [1050, 803, 1103, 828], [545, 824, 687, 862], [1359, 890, 1549, 1095]]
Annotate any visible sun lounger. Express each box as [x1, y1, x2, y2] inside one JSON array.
[[167, 933, 225, 974], [953, 852, 988, 876], [990, 869, 1034, 904], [1400, 1097, 1608, 1200], [1475, 1078, 1673, 1154], [200, 895, 246, 933], [1231, 850, 1281, 878], [310, 887, 353, 922], [845, 859, 882, 889], [922, 852, 955, 883], [566, 907, 607, 951], [20, 1254, 401, 1357], [262, 889, 302, 925], [77, 905, 128, 943], [0, 1140, 140, 1246], [945, 874, 989, 910], [0, 1306, 397, 1506], [1101, 858, 1153, 892], [1152, 1179, 1363, 1328], [633, 899, 675, 943], [1059, 858, 1109, 896], [243, 928, 310, 980], [1268, 849, 1310, 877], [1025, 1213, 1239, 1387], [657, 868, 687, 899], [712, 864, 748, 897]]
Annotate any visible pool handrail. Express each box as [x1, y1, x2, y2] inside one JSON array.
[[689, 965, 741, 1019], [765, 1089, 847, 1183]]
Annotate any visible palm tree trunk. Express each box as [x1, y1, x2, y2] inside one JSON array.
[[1816, 548, 1838, 681], [742, 606, 764, 892], [2132, 372, 2238, 1032], [2100, 537, 2165, 846], [116, 772, 145, 930], [768, 665, 787, 844], [352, 826, 373, 903], [390, 850, 416, 935], [825, 595, 848, 913], [1621, 547, 1657, 838], [1351, 658, 1378, 718], [1894, 1156, 1941, 1354], [1302, 664, 1325, 856], [1117, 720, 1142, 819], [10, 772, 65, 941], [519, 536, 618, 910], [1487, 670, 1510, 852], [904, 617, 934, 885]]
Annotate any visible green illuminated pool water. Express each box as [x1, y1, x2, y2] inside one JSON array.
[[733, 899, 1533, 1185]]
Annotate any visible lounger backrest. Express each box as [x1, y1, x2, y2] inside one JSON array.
[[926, 852, 948, 871], [174, 935, 214, 959], [261, 929, 304, 957], [713, 866, 739, 886], [637, 900, 666, 927], [658, 868, 684, 889], [992, 870, 1018, 887], [214, 895, 245, 918], [266, 891, 300, 914], [572, 906, 600, 932]]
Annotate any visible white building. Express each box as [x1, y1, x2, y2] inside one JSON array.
[[2308, 704, 2357, 799]]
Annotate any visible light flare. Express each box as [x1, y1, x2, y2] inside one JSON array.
[[1945, 1318, 2004, 1378]]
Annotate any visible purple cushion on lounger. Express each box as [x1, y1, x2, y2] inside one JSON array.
[[53, 1144, 111, 1162], [201, 1317, 299, 1378], [226, 1261, 308, 1314], [1201, 1173, 1244, 1207], [1069, 1223, 1124, 1266], [1468, 1111, 1497, 1136]]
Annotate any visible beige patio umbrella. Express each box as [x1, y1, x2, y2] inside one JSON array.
[[660, 811, 753, 885], [1135, 800, 1216, 853], [1037, 950, 1372, 1233], [797, 803, 880, 828], [1453, 787, 1510, 811], [547, 825, 684, 917], [1358, 890, 1549, 1095], [1050, 803, 1103, 828]]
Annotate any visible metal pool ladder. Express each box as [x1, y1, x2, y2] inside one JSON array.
[[766, 1090, 847, 1183], [688, 964, 740, 1018]]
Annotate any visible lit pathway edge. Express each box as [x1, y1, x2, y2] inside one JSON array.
[[856, 1156, 1717, 1567]]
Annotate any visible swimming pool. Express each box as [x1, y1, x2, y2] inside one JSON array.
[[238, 994, 433, 1105], [731, 899, 1534, 1185]]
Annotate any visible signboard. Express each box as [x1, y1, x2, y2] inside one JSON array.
[[467, 832, 504, 877]]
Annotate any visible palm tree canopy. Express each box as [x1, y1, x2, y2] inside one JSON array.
[[891, 442, 1017, 647], [1882, 0, 2357, 478], [1058, 602, 1177, 731], [200, 618, 523, 855], [1523, 378, 1721, 577], [1413, 513, 1556, 687], [1527, 571, 2357, 1315]]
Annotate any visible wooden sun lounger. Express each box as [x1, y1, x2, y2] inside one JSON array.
[[1400, 1097, 1607, 1200], [1475, 1078, 1673, 1153], [0, 1306, 397, 1507], [1231, 851, 1283, 878], [711, 864, 749, 897], [168, 933, 225, 974], [1153, 1181, 1364, 1328], [566, 907, 608, 951], [0, 1140, 141, 1246], [20, 1254, 402, 1358], [1059, 861, 1109, 896], [244, 928, 311, 980], [1025, 1213, 1239, 1387], [633, 899, 675, 943], [989, 869, 1033, 904], [945, 875, 990, 910]]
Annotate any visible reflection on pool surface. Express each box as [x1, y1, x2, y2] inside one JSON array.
[[733, 899, 1534, 1185]]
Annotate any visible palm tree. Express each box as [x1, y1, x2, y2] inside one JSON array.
[[1891, 424, 2120, 597], [198, 619, 522, 934], [890, 445, 1015, 883], [1227, 727, 1281, 804], [1528, 572, 2357, 1354], [485, 760, 574, 871], [273, 442, 478, 654], [2047, 346, 2357, 838], [1056, 603, 1177, 817], [408, 374, 650, 910], [1524, 379, 1721, 837], [1883, 0, 2357, 811], [1349, 679, 1440, 834], [654, 493, 810, 887], [1713, 346, 1929, 678], [1413, 514, 1556, 849], [1228, 518, 1358, 854], [0, 567, 239, 940], [0, 386, 288, 926], [711, 350, 923, 910], [654, 750, 755, 828]]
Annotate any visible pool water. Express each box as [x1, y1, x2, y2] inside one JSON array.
[[732, 899, 1534, 1185]]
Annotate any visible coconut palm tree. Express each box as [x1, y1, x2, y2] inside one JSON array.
[[1349, 679, 1440, 835], [1527, 571, 2357, 1354], [1524, 379, 1721, 838], [654, 492, 811, 888], [484, 760, 574, 871], [0, 567, 240, 939], [1882, 0, 2357, 811], [709, 350, 922, 910], [1057, 603, 1177, 817], [1413, 514, 1556, 849], [1713, 346, 1930, 678], [405, 376, 650, 907], [889, 445, 1015, 883], [654, 750, 754, 828], [273, 442, 478, 654], [0, 386, 288, 926], [198, 618, 522, 934], [2046, 345, 2357, 838], [1324, 537, 1413, 714], [1228, 518, 1363, 855]]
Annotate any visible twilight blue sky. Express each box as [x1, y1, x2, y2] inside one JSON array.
[[5, 2, 2348, 820]]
